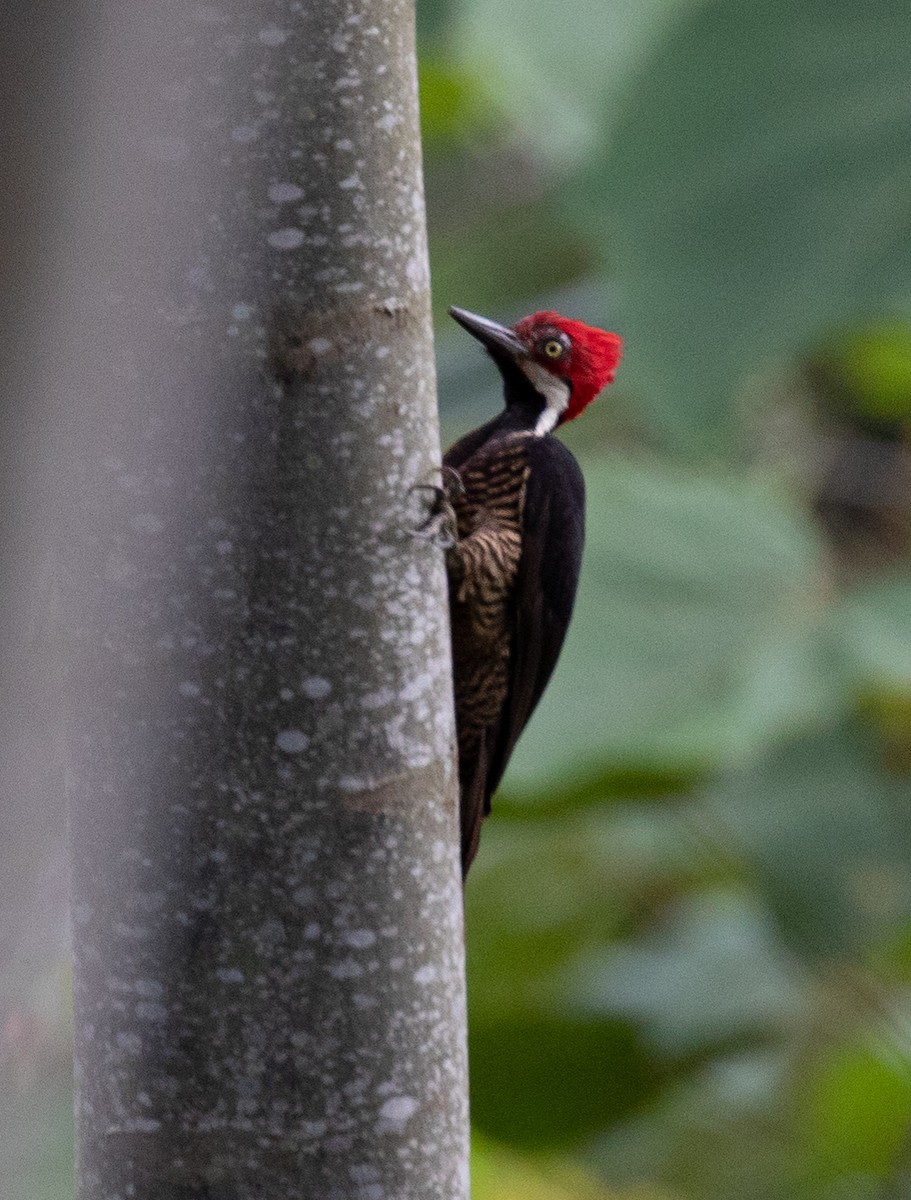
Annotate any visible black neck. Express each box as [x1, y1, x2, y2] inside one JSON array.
[[490, 349, 547, 432], [444, 351, 553, 471]]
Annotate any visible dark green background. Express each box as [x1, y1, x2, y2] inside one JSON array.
[[427, 0, 911, 1194]]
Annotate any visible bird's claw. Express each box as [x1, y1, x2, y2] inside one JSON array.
[[405, 467, 463, 550], [411, 505, 458, 550]]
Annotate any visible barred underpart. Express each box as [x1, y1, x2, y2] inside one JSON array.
[[446, 433, 531, 863]]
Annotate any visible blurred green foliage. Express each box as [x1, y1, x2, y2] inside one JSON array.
[[418, 59, 497, 151], [12, 0, 911, 1197], [800, 1041, 911, 1183], [424, 0, 911, 1195], [812, 321, 911, 424]]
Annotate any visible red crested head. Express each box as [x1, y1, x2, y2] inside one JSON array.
[[448, 305, 623, 431], [512, 311, 624, 424]]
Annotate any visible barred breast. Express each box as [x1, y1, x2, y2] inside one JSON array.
[[446, 434, 531, 859]]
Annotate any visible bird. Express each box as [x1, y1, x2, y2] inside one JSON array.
[[432, 305, 623, 876]]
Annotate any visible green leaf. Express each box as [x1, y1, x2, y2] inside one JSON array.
[[469, 1013, 659, 1150], [470, 806, 724, 1022], [418, 59, 497, 151], [832, 577, 911, 770], [836, 574, 911, 692], [416, 0, 457, 44], [563, 888, 805, 1057], [583, 0, 911, 448], [811, 320, 911, 424], [471, 1134, 634, 1200], [495, 762, 705, 818], [449, 0, 689, 166], [703, 722, 911, 957], [801, 1041, 911, 1182]]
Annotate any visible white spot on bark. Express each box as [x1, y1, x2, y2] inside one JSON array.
[[330, 958, 364, 979], [302, 675, 332, 699], [215, 967, 244, 984], [405, 255, 426, 289], [378, 1096, 419, 1123], [268, 182, 304, 204], [124, 1117, 162, 1133], [276, 729, 310, 754], [231, 125, 259, 143], [307, 338, 333, 356], [346, 929, 377, 948], [268, 227, 305, 250], [258, 26, 289, 46]]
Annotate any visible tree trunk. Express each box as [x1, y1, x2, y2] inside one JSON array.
[[63, 1, 469, 1196]]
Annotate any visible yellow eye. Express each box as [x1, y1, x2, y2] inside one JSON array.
[[543, 339, 564, 359]]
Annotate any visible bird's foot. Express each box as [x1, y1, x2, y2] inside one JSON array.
[[405, 466, 463, 550]]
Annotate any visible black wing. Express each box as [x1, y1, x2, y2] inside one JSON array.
[[485, 435, 585, 807]]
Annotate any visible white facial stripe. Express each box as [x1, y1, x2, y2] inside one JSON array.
[[520, 360, 570, 436], [534, 406, 560, 436]]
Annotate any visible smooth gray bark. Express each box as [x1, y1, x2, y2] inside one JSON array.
[[63, 1, 469, 1197]]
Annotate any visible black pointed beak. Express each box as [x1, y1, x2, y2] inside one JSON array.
[[448, 306, 526, 359]]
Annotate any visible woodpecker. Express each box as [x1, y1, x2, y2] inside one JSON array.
[[438, 306, 623, 876]]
